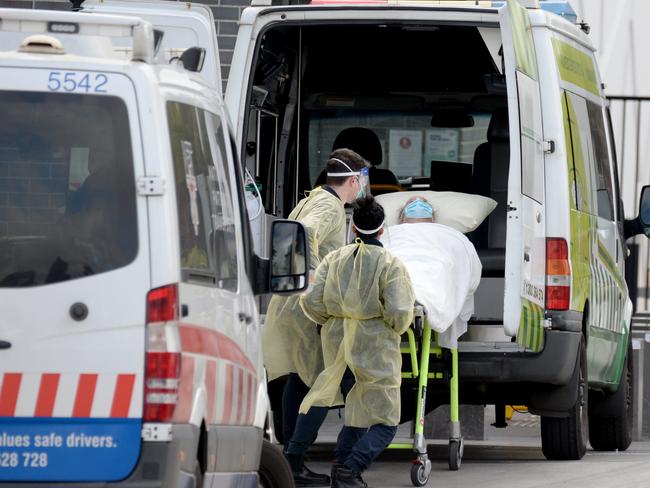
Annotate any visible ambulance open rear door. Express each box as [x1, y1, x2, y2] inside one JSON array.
[[499, 0, 547, 352]]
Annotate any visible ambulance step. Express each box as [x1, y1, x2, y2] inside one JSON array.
[[458, 341, 526, 353]]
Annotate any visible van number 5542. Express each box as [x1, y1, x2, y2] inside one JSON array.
[[47, 72, 108, 93]]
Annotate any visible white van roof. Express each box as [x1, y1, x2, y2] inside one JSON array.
[[80, 0, 222, 93], [0, 8, 156, 62]]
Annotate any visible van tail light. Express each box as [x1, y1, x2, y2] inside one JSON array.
[[144, 284, 181, 422], [546, 238, 570, 311]]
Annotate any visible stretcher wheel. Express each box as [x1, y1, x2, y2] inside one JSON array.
[[448, 439, 463, 471], [410, 462, 429, 487]]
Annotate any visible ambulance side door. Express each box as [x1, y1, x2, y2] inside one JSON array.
[[499, 0, 547, 351]]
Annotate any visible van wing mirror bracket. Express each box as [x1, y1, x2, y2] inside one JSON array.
[[252, 254, 270, 296]]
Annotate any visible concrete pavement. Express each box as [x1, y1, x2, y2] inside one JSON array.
[[303, 409, 650, 488]]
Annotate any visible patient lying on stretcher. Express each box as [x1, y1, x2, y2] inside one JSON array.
[[380, 196, 482, 348]]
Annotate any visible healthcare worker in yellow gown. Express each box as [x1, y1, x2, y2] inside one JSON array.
[[264, 148, 369, 486], [300, 195, 415, 488]]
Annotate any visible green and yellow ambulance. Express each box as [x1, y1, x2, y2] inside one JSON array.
[[226, 0, 650, 460]]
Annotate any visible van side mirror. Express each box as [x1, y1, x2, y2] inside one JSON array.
[[624, 185, 650, 240], [269, 220, 309, 294], [639, 186, 650, 228], [180, 47, 206, 73]]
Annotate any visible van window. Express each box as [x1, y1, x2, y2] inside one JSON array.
[[307, 110, 490, 190], [586, 102, 615, 221], [564, 91, 597, 215], [167, 102, 238, 291], [0, 91, 138, 288]]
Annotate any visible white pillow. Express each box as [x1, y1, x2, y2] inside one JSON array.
[[375, 190, 497, 233]]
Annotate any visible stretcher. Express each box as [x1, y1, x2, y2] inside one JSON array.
[[387, 304, 462, 487]]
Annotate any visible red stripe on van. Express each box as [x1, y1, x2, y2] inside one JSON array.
[[172, 357, 195, 423], [34, 374, 60, 417], [110, 374, 136, 418], [0, 373, 22, 416], [179, 324, 255, 373], [72, 374, 97, 417], [236, 368, 244, 424], [206, 361, 216, 423], [222, 364, 234, 424]]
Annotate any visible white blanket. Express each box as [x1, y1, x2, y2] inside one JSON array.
[[381, 223, 482, 348]]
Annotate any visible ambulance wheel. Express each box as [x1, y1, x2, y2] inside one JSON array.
[[589, 341, 633, 451], [258, 439, 295, 488], [448, 439, 462, 471], [410, 462, 428, 487], [541, 336, 588, 460]]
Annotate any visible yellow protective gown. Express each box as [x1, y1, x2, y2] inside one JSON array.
[[263, 187, 346, 386], [299, 240, 415, 427]]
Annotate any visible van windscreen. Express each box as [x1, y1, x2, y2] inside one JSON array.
[[0, 91, 138, 287]]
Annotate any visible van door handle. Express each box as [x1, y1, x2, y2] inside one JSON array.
[[0, 341, 11, 350], [239, 313, 253, 325], [524, 252, 531, 262]]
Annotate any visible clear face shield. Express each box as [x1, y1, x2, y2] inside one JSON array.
[[357, 166, 371, 198], [327, 158, 371, 198]]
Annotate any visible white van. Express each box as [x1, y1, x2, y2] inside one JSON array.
[[225, 0, 650, 460], [0, 8, 306, 487]]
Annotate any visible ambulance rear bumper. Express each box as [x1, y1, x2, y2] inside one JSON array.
[[459, 329, 582, 385]]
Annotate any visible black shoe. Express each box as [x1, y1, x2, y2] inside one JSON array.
[[330, 462, 345, 486], [332, 467, 367, 488], [285, 454, 331, 487]]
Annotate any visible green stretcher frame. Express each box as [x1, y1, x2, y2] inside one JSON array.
[[387, 308, 463, 485]]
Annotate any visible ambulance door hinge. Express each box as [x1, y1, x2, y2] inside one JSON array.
[[142, 423, 173, 442], [137, 176, 165, 196], [542, 139, 555, 154]]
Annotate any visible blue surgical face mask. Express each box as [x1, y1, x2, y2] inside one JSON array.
[[404, 199, 433, 219]]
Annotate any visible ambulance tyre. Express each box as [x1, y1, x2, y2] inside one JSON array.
[[589, 341, 633, 452], [258, 439, 296, 488], [541, 336, 588, 460]]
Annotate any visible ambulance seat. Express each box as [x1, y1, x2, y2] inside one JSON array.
[[471, 107, 509, 273], [314, 127, 401, 193]]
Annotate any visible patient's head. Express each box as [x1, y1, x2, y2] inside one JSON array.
[[352, 195, 385, 239], [400, 197, 435, 224]]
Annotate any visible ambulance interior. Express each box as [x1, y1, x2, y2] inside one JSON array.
[[244, 22, 511, 343]]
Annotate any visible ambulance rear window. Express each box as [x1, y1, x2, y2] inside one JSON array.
[[0, 91, 138, 287]]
